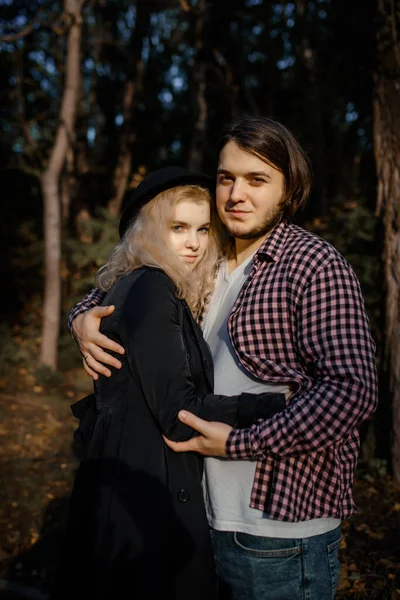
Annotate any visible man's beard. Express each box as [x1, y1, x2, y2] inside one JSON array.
[[227, 207, 283, 240]]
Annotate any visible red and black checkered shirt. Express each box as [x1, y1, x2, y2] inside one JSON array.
[[68, 220, 378, 522]]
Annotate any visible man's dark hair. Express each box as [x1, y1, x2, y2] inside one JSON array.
[[218, 115, 312, 218]]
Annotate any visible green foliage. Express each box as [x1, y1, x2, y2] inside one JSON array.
[[306, 199, 383, 345], [0, 209, 120, 377], [63, 207, 119, 295], [57, 329, 84, 372], [0, 324, 28, 374], [362, 458, 388, 481], [12, 220, 44, 289], [0, 315, 43, 379], [59, 209, 120, 371], [34, 364, 63, 387]]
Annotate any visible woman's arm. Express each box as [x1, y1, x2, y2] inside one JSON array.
[[200, 391, 286, 429], [121, 270, 285, 442]]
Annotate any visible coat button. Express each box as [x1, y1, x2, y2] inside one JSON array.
[[177, 489, 189, 503]]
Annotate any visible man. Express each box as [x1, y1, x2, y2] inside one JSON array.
[[68, 116, 378, 599]]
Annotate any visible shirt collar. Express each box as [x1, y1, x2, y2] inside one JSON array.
[[253, 219, 291, 264]]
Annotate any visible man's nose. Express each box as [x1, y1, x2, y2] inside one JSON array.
[[229, 179, 246, 203]]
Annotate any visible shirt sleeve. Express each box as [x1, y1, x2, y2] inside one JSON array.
[[67, 287, 107, 335], [226, 257, 378, 460], [120, 270, 286, 442]]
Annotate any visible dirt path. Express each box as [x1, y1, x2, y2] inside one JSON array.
[[0, 370, 90, 596]]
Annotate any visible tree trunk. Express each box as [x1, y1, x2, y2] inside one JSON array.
[[40, 0, 83, 370], [188, 62, 207, 172], [107, 0, 151, 216], [187, 0, 208, 173], [374, 0, 400, 480], [294, 0, 328, 216]]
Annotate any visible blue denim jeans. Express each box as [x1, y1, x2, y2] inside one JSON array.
[[210, 525, 342, 600]]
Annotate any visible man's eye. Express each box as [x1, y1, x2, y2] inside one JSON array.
[[219, 176, 233, 184], [250, 178, 265, 184], [172, 225, 183, 232]]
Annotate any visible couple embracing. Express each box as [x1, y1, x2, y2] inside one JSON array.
[[51, 115, 377, 600]]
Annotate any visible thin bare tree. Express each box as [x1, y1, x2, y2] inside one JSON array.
[[40, 0, 84, 369], [374, 0, 400, 480]]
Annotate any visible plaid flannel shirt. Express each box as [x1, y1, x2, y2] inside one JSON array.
[[68, 220, 378, 522], [68, 288, 106, 333]]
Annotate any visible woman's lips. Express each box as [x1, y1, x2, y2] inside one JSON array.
[[182, 255, 198, 262]]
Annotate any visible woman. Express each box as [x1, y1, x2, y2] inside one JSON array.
[[51, 167, 285, 600]]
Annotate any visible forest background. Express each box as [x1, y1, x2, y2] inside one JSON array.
[[0, 0, 399, 598]]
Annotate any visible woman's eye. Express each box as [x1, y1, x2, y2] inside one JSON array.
[[198, 227, 210, 233], [172, 225, 183, 232]]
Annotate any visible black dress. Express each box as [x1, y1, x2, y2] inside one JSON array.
[[51, 267, 285, 600]]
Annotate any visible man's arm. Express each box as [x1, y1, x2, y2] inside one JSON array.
[[165, 257, 378, 458], [68, 287, 125, 379], [67, 287, 107, 334], [227, 257, 378, 459]]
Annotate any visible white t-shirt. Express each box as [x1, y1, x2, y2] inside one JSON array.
[[202, 257, 340, 538]]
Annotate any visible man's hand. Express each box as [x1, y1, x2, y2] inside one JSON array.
[[163, 411, 232, 456], [71, 306, 125, 380]]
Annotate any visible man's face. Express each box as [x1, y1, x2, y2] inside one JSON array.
[[216, 141, 285, 240]]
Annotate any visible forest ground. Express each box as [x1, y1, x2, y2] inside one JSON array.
[[0, 368, 399, 600]]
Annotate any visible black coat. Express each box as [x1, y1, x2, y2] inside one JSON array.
[[51, 267, 285, 600]]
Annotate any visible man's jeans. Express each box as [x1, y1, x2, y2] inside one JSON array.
[[210, 525, 342, 600]]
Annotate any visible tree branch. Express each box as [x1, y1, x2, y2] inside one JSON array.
[[0, 7, 87, 43], [0, 20, 37, 42], [179, 0, 192, 11]]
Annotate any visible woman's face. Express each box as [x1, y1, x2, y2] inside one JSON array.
[[167, 200, 211, 268]]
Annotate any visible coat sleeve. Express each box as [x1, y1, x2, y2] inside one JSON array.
[[120, 270, 285, 442]]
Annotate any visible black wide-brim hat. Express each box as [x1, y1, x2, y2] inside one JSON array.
[[118, 166, 215, 238]]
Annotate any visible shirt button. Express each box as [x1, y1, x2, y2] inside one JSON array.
[[177, 489, 190, 503]]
